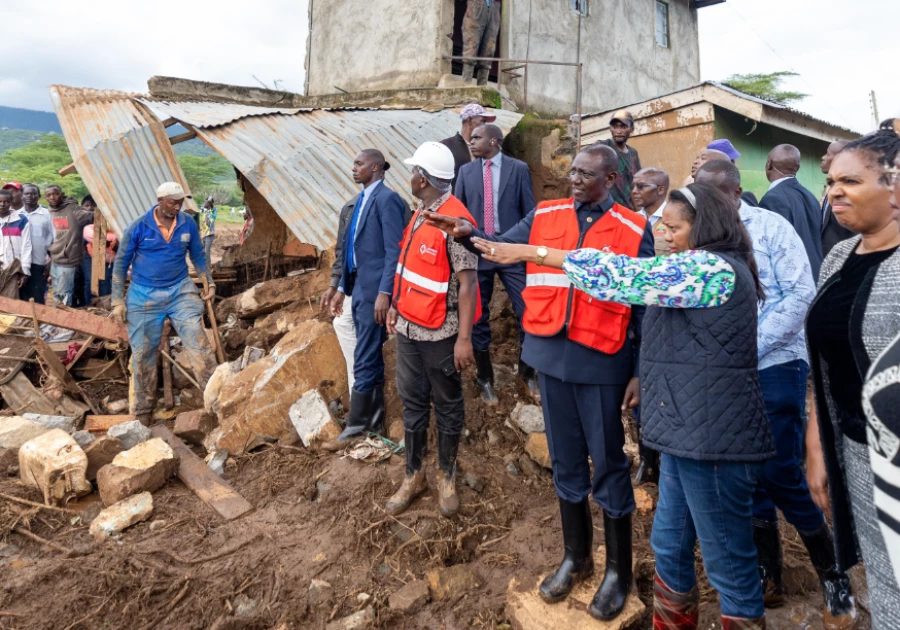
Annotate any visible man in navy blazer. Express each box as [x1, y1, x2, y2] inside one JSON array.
[[455, 124, 538, 402], [323, 149, 408, 451], [759, 144, 823, 280]]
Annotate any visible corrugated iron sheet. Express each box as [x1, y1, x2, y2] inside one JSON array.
[[142, 100, 305, 129], [143, 102, 522, 250], [49, 86, 198, 237]]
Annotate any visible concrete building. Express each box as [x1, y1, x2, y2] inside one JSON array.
[[305, 0, 723, 117], [581, 82, 858, 200]]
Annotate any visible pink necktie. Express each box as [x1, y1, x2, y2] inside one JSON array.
[[483, 160, 495, 235]]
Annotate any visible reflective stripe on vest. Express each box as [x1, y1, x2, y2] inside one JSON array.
[[522, 198, 646, 354], [395, 263, 450, 294]]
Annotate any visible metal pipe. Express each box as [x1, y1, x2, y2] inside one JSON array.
[[443, 55, 582, 67]]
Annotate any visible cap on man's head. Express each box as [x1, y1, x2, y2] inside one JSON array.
[[610, 110, 634, 126], [707, 139, 741, 161], [460, 103, 497, 122], [2, 182, 22, 191], [156, 182, 191, 200]]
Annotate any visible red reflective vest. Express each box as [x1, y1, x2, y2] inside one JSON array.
[[522, 198, 647, 354], [393, 196, 483, 330]]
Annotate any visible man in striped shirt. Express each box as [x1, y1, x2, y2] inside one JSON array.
[[0, 189, 32, 298]]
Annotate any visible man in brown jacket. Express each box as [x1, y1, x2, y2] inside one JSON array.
[[45, 185, 94, 306]]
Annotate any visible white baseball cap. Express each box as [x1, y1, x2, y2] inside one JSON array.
[[156, 182, 191, 200]]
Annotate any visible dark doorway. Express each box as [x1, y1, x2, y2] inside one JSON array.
[[451, 0, 501, 82]]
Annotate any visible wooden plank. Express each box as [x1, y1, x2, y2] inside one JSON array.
[[58, 162, 77, 177], [0, 297, 127, 342], [168, 130, 197, 145], [84, 414, 134, 433], [150, 425, 253, 521], [160, 321, 174, 409]]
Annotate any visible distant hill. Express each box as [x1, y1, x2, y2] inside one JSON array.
[[0, 129, 47, 154], [169, 124, 218, 158], [0, 106, 61, 134]]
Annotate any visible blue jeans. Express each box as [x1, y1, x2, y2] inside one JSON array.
[[126, 278, 217, 416], [50, 264, 77, 306], [651, 454, 765, 618], [752, 360, 825, 532], [81, 254, 113, 306]]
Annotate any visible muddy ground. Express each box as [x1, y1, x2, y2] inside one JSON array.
[[0, 266, 873, 630]]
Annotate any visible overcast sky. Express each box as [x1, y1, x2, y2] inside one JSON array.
[[1, 0, 894, 135]]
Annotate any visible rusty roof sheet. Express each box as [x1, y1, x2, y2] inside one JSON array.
[[142, 102, 522, 249], [49, 86, 198, 236], [141, 100, 306, 128]]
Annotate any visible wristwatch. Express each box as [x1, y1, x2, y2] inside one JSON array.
[[535, 246, 549, 266]]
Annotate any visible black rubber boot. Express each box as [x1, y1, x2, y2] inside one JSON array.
[[633, 442, 660, 485], [321, 389, 373, 451], [752, 519, 785, 608], [539, 498, 595, 603], [474, 350, 498, 405], [798, 524, 855, 618], [588, 511, 633, 621], [368, 386, 386, 436], [518, 360, 540, 401]]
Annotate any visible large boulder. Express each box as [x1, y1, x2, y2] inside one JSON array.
[[96, 438, 179, 506], [0, 416, 50, 449], [205, 320, 347, 453], [90, 492, 154, 541]]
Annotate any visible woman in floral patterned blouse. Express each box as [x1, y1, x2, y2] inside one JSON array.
[[472, 183, 773, 630]]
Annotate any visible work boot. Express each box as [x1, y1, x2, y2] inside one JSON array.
[[386, 429, 428, 516], [752, 519, 785, 608], [518, 360, 540, 402], [652, 572, 699, 630], [539, 498, 595, 603], [798, 524, 855, 621], [368, 386, 386, 437], [474, 350, 498, 405], [588, 511, 633, 621], [436, 431, 461, 517], [321, 389, 373, 452], [633, 442, 660, 485], [721, 615, 767, 630]]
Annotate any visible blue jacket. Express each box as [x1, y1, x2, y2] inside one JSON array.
[[455, 153, 535, 271], [112, 207, 209, 303], [338, 182, 407, 303], [759, 178, 823, 281]]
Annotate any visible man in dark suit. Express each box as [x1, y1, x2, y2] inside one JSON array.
[[820, 140, 854, 256], [455, 124, 537, 402], [440, 104, 496, 191], [759, 144, 823, 280], [323, 149, 408, 451]]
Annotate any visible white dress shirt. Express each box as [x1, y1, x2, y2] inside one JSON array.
[[768, 176, 795, 191], [640, 201, 666, 231]]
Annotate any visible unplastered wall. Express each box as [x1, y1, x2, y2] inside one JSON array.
[[306, 0, 455, 95], [503, 0, 700, 117]]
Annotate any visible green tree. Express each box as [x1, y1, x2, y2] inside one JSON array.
[[722, 71, 808, 106], [0, 133, 88, 199], [177, 154, 234, 199]]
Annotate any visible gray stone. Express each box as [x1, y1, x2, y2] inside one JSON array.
[[107, 420, 152, 450], [308, 579, 334, 608], [232, 594, 258, 618], [508, 403, 545, 434], [0, 416, 49, 449], [72, 430, 95, 449], [289, 389, 341, 447], [23, 413, 77, 434], [89, 492, 154, 541], [207, 449, 229, 476], [505, 461, 520, 477], [463, 471, 484, 493], [389, 579, 430, 614]]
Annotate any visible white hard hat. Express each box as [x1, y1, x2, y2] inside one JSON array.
[[403, 142, 455, 181]]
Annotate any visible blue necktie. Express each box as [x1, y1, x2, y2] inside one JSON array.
[[347, 192, 364, 273]]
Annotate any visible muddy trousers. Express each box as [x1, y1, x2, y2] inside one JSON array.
[[461, 0, 501, 82], [127, 278, 217, 417], [396, 333, 465, 471]]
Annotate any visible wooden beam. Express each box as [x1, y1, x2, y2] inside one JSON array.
[[150, 425, 254, 521], [84, 415, 134, 433], [161, 117, 179, 128], [168, 130, 197, 145], [59, 163, 77, 177], [0, 297, 127, 342], [160, 321, 174, 409]]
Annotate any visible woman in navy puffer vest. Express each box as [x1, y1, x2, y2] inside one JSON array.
[[476, 183, 773, 630]]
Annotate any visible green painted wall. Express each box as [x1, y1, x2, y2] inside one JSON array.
[[713, 108, 829, 202]]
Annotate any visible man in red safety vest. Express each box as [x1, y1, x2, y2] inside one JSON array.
[[384, 141, 481, 518], [426, 143, 654, 623]]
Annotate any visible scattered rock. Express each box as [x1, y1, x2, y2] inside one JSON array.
[[232, 594, 259, 618], [525, 433, 552, 470], [206, 321, 348, 453], [106, 399, 129, 414], [487, 429, 500, 446], [72, 430, 95, 449], [389, 579, 430, 614], [634, 486, 655, 514], [356, 593, 371, 603], [107, 420, 152, 450], [96, 438, 179, 506], [308, 579, 334, 608], [84, 436, 125, 481], [506, 461, 521, 477], [23, 413, 77, 434], [207, 449, 229, 475], [463, 471, 484, 493], [174, 409, 217, 447], [325, 606, 374, 630], [19, 429, 91, 505], [508, 403, 545, 433], [289, 389, 342, 447], [149, 520, 167, 532], [0, 416, 50, 449], [426, 564, 480, 601], [89, 492, 154, 541], [519, 454, 542, 478]]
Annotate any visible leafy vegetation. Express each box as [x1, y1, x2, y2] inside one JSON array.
[[722, 71, 807, 106]]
